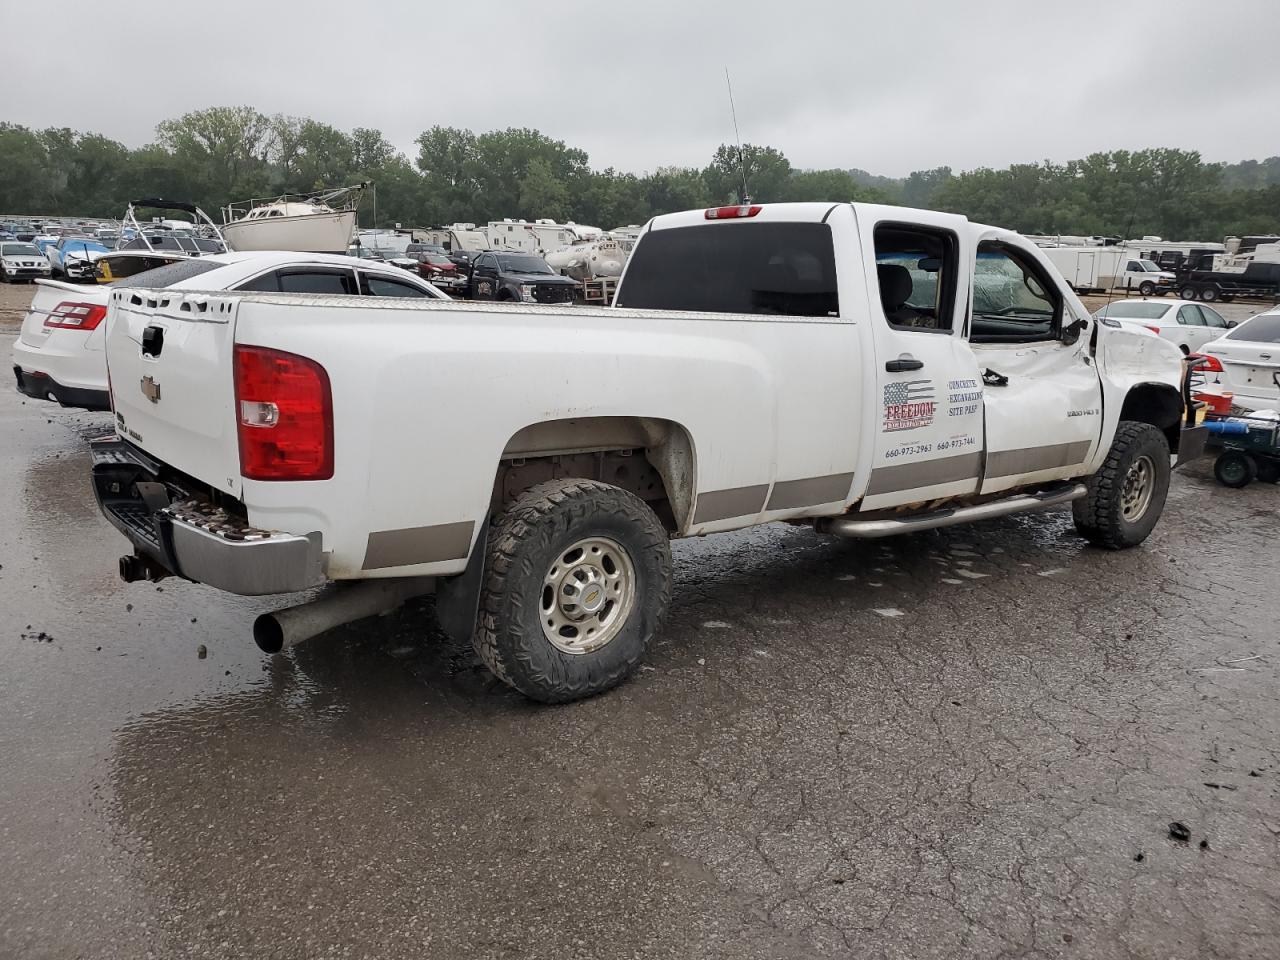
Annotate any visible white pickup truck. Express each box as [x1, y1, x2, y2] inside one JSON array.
[[91, 202, 1206, 702]]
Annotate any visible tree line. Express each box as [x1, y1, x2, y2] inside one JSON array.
[[2, 106, 1278, 240]]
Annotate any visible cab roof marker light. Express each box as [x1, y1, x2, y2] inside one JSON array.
[[705, 205, 762, 220]]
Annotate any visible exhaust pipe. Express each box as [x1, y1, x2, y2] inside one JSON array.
[[253, 577, 435, 654]]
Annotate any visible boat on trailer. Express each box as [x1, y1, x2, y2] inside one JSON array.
[[221, 183, 367, 255]]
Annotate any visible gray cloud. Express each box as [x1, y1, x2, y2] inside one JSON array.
[[6, 0, 1280, 176]]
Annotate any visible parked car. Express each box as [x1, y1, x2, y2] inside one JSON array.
[[0, 242, 53, 282], [467, 252, 578, 303], [415, 252, 458, 278], [346, 244, 385, 262], [12, 252, 448, 410], [88, 201, 1201, 704], [1199, 308, 1280, 412], [48, 237, 110, 281], [1093, 298, 1231, 354], [404, 242, 448, 260]]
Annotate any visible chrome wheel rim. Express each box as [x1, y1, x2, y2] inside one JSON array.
[[540, 536, 636, 655], [1122, 455, 1155, 522]]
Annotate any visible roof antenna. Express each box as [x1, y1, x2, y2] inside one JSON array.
[[725, 67, 750, 204], [1102, 207, 1138, 315]]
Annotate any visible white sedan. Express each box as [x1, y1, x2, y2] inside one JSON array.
[[1093, 298, 1232, 354], [1200, 308, 1280, 412], [12, 251, 448, 411]]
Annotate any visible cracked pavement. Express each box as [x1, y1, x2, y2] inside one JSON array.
[[1, 338, 1278, 959]]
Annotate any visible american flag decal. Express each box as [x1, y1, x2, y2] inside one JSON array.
[[883, 380, 934, 405], [882, 379, 937, 432]]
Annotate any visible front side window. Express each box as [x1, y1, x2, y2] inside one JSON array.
[[1126, 260, 1142, 272], [1199, 305, 1227, 328], [615, 221, 839, 318], [873, 225, 958, 332], [971, 243, 1061, 343], [1177, 305, 1205, 326], [363, 273, 429, 298]]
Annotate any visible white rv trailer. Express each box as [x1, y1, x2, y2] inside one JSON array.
[[1042, 245, 1176, 296], [483, 219, 602, 255]]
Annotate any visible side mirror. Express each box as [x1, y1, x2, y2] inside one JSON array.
[[1226, 320, 1239, 329], [1061, 316, 1089, 345]]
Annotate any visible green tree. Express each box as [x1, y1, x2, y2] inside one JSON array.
[[156, 106, 275, 202], [705, 143, 791, 203]]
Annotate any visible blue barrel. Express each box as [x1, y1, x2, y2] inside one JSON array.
[[1205, 419, 1251, 436]]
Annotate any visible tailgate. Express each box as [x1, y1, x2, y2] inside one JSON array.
[[105, 289, 243, 498]]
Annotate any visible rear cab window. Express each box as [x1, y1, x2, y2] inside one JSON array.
[[615, 222, 839, 317]]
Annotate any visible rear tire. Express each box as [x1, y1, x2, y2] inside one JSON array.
[[1073, 421, 1171, 549], [1255, 459, 1280, 484], [1200, 284, 1221, 303], [1179, 285, 1198, 300], [1214, 451, 1256, 488], [474, 478, 672, 703]]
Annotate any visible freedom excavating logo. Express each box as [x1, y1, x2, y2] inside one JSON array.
[[883, 380, 936, 432]]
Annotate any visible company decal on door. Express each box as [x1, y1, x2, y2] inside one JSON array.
[[883, 380, 936, 432]]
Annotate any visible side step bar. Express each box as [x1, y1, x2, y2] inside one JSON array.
[[823, 483, 1087, 539]]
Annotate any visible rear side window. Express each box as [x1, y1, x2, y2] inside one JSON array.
[[116, 258, 225, 288], [277, 270, 357, 295], [1229, 314, 1280, 343], [615, 222, 838, 317], [873, 224, 959, 332]]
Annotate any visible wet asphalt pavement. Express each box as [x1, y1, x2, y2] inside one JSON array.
[[3, 331, 1280, 959]]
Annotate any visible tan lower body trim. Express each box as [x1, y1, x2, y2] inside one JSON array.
[[363, 520, 475, 570], [766, 472, 855, 510], [691, 484, 769, 525], [985, 440, 1092, 478], [865, 452, 982, 496]]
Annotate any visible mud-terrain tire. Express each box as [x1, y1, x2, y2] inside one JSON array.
[[1255, 459, 1280, 484], [1073, 421, 1171, 549], [1214, 451, 1256, 488], [474, 478, 672, 703]]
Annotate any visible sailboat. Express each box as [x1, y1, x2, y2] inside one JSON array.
[[221, 182, 367, 255]]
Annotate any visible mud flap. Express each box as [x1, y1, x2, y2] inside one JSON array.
[[1175, 424, 1209, 469], [433, 517, 489, 645]]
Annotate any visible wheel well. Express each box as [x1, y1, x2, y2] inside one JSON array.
[[1120, 382, 1183, 451], [492, 416, 696, 534]]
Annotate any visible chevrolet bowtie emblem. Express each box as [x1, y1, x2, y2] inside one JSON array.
[[140, 375, 161, 403]]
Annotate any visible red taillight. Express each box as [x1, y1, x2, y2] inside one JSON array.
[[1144, 325, 1162, 334], [1190, 352, 1224, 372], [45, 301, 107, 330], [704, 205, 762, 220], [233, 345, 333, 481]]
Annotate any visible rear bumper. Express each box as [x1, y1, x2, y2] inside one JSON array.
[[13, 365, 111, 410], [91, 437, 326, 595]]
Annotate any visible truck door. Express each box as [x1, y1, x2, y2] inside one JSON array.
[[969, 234, 1103, 495], [858, 212, 987, 510]]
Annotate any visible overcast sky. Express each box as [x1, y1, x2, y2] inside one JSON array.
[[6, 0, 1280, 177]]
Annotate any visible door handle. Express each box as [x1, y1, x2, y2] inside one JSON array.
[[885, 358, 924, 372]]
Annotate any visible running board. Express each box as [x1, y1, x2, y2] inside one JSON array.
[[824, 483, 1087, 539]]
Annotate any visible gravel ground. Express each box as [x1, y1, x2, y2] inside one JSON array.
[[2, 341, 1279, 959]]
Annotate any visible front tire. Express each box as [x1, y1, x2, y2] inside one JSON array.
[[474, 478, 672, 703], [1214, 451, 1256, 488], [1073, 421, 1171, 549], [1138, 281, 1155, 296]]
